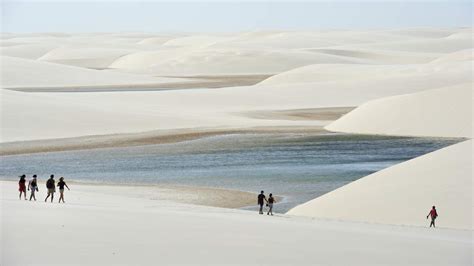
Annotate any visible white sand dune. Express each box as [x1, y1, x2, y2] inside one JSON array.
[[0, 56, 183, 89], [258, 60, 470, 86], [161, 35, 231, 48], [430, 48, 474, 63], [208, 31, 338, 49], [384, 28, 459, 38], [0, 43, 59, 59], [326, 83, 473, 138], [288, 140, 473, 230], [145, 49, 364, 76], [137, 36, 179, 45], [305, 48, 439, 64], [38, 47, 136, 69], [334, 35, 472, 53], [1, 181, 471, 266], [1, 28, 472, 142], [107, 48, 194, 73]]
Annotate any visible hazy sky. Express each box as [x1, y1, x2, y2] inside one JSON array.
[[2, 1, 472, 33]]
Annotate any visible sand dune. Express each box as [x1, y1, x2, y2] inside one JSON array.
[[0, 56, 184, 88], [288, 140, 473, 230], [1, 29, 472, 143], [334, 34, 472, 53], [0, 43, 59, 59], [161, 35, 231, 48], [430, 48, 473, 63], [107, 48, 194, 72], [326, 83, 473, 138], [145, 49, 364, 76], [137, 36, 179, 45], [305, 48, 438, 64], [38, 47, 136, 69]]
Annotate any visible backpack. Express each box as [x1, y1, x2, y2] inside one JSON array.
[[46, 179, 53, 188]]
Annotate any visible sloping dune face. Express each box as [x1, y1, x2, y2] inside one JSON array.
[[287, 140, 473, 230], [0, 56, 177, 88], [325, 83, 473, 138], [38, 47, 135, 69]]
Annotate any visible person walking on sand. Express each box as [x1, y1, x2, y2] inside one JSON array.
[[267, 193, 275, 216], [426, 206, 438, 228], [57, 177, 70, 203], [44, 175, 56, 203], [28, 175, 39, 201], [257, 190, 267, 214], [18, 174, 27, 200]]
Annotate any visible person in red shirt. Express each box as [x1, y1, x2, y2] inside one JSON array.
[[426, 206, 438, 228], [18, 174, 27, 200]]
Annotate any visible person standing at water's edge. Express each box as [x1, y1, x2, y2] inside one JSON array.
[[267, 193, 275, 216], [44, 175, 56, 203], [57, 177, 70, 203], [18, 174, 27, 200], [426, 206, 438, 228], [28, 175, 39, 201], [257, 191, 267, 214]]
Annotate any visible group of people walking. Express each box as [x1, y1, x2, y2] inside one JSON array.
[[18, 174, 70, 203], [257, 190, 275, 215], [257, 190, 439, 228], [18, 174, 439, 227]]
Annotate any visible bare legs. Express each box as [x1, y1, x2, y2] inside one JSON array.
[[44, 192, 54, 202], [29, 190, 36, 201], [19, 191, 26, 200], [267, 205, 273, 216], [59, 191, 65, 203]]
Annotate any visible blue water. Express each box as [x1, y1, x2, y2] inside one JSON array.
[[0, 133, 459, 212]]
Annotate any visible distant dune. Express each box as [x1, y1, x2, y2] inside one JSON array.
[[326, 83, 472, 138]]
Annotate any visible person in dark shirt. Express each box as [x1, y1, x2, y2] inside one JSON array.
[[426, 206, 438, 228], [18, 174, 27, 200], [28, 174, 39, 201], [44, 175, 56, 203], [267, 193, 276, 216], [57, 177, 70, 203], [257, 190, 267, 214]]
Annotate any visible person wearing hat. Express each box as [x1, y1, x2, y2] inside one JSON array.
[[28, 174, 39, 201], [57, 177, 70, 203], [18, 174, 27, 200], [44, 175, 56, 203]]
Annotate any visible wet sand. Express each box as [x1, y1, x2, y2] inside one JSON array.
[[0, 180, 271, 209], [5, 74, 273, 93], [0, 126, 327, 156], [243, 107, 354, 121]]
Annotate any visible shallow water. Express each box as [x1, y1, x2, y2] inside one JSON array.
[[0, 133, 459, 212]]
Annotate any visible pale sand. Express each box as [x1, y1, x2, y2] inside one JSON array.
[[326, 83, 473, 138], [288, 140, 473, 230], [0, 126, 326, 156], [1, 181, 471, 266], [2, 29, 472, 143]]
